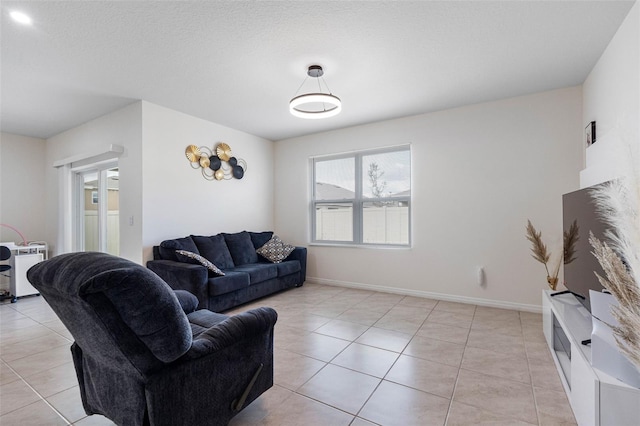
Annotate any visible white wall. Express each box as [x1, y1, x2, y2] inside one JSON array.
[[275, 87, 583, 310], [140, 102, 275, 262], [0, 133, 47, 245], [45, 102, 143, 262], [582, 1, 639, 187]]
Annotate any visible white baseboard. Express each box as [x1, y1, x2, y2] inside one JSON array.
[[305, 276, 542, 313]]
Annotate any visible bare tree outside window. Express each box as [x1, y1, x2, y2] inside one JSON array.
[[368, 162, 387, 205]]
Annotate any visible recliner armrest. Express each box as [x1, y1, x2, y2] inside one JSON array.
[[174, 290, 198, 314], [147, 260, 209, 309], [185, 307, 277, 359]]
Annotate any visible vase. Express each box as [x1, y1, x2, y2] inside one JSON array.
[[547, 276, 558, 291]]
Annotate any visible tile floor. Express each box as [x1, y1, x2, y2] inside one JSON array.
[[0, 283, 577, 425]]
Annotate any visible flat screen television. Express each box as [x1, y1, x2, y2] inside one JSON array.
[[562, 183, 609, 312]]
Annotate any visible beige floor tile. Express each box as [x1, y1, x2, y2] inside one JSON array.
[[525, 339, 554, 362], [403, 335, 465, 367], [416, 321, 470, 345], [261, 392, 354, 426], [471, 315, 524, 336], [355, 327, 412, 353], [528, 356, 565, 392], [453, 369, 538, 424], [1, 332, 71, 362], [520, 311, 543, 323], [331, 342, 399, 378], [23, 361, 78, 398], [373, 315, 423, 334], [274, 348, 326, 391], [6, 344, 73, 378], [426, 310, 473, 329], [285, 332, 350, 362], [337, 307, 386, 326], [72, 414, 117, 425], [277, 311, 331, 332], [446, 400, 537, 425], [47, 385, 86, 423], [461, 346, 531, 384], [298, 364, 380, 415], [397, 295, 438, 309], [350, 417, 378, 426], [533, 386, 577, 426], [385, 354, 458, 398], [474, 306, 521, 320], [273, 323, 309, 348], [0, 361, 20, 385], [0, 324, 54, 346], [229, 384, 294, 425], [315, 319, 369, 341], [433, 300, 476, 315], [359, 380, 449, 426], [0, 399, 67, 426], [466, 327, 526, 357], [0, 378, 42, 415]]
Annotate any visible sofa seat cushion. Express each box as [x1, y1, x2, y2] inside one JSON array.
[[187, 310, 228, 336], [159, 236, 199, 261], [207, 271, 250, 297], [229, 263, 278, 285], [275, 260, 301, 277], [223, 231, 258, 265], [192, 234, 235, 269]]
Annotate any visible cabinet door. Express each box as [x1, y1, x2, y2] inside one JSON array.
[[570, 345, 599, 426]]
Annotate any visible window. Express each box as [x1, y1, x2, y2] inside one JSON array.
[[74, 163, 120, 255], [312, 146, 411, 246]]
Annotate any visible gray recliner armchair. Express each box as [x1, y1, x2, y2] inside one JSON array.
[[27, 252, 277, 426]]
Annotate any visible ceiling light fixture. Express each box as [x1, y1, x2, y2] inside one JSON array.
[[10, 11, 32, 25], [289, 65, 341, 119]]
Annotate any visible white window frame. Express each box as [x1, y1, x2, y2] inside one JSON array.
[[73, 160, 118, 253], [311, 145, 411, 247]]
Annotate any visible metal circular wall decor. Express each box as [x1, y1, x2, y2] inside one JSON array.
[[186, 142, 247, 181]]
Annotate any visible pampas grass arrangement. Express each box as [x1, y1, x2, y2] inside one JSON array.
[[526, 220, 561, 290], [589, 134, 640, 370]]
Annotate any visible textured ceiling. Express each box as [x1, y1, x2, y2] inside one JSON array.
[[1, 1, 635, 141]]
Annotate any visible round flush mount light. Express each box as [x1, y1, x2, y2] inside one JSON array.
[[10, 11, 32, 25], [289, 65, 342, 119]]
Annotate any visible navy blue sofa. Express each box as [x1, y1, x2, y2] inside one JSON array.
[[147, 231, 306, 312]]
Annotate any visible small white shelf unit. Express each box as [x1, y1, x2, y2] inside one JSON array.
[[542, 290, 640, 426]]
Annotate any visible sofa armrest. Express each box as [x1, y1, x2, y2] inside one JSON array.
[[147, 260, 209, 309], [185, 307, 278, 359], [288, 247, 307, 285]]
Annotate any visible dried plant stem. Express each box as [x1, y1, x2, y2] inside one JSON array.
[[590, 234, 640, 368]]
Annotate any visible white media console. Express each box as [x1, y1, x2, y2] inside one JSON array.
[[542, 290, 640, 425]]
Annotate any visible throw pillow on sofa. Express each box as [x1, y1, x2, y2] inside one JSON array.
[[256, 235, 295, 264], [223, 231, 258, 265], [175, 250, 225, 276], [191, 234, 235, 269]]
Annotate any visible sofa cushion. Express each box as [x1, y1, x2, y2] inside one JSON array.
[[159, 236, 199, 261], [191, 234, 235, 269], [256, 235, 295, 263], [250, 231, 274, 249], [223, 231, 258, 265], [175, 250, 225, 277], [275, 260, 301, 277], [229, 264, 278, 284], [207, 271, 250, 296]]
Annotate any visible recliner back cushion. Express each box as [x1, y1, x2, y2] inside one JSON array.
[[26, 252, 193, 367], [223, 231, 258, 266], [159, 236, 199, 261], [191, 234, 235, 269]]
